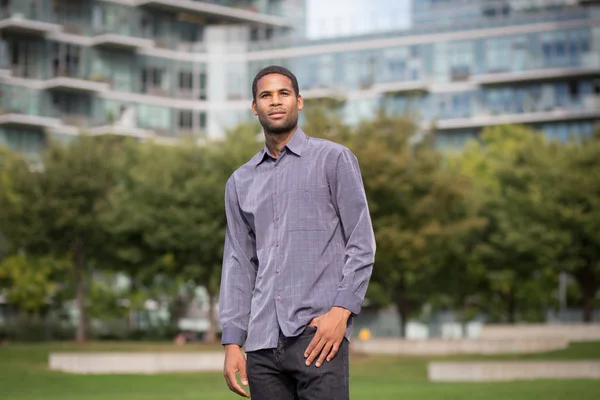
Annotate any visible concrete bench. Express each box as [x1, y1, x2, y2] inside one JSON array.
[[428, 361, 600, 381], [351, 337, 569, 356], [480, 324, 600, 342], [49, 352, 225, 374]]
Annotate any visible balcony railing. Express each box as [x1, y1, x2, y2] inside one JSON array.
[[44, 70, 111, 93], [137, 0, 292, 28], [249, 6, 593, 50]]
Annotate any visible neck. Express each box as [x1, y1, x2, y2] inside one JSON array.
[[265, 126, 297, 158]]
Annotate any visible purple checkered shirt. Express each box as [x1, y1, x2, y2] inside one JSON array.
[[219, 128, 376, 352]]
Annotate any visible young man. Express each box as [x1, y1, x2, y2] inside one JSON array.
[[219, 65, 376, 400]]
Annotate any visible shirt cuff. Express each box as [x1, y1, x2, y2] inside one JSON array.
[[332, 289, 364, 316], [221, 327, 246, 347]]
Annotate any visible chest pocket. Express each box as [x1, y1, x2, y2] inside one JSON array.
[[288, 185, 331, 231]]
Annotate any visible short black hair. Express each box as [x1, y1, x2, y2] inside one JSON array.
[[252, 65, 300, 102]]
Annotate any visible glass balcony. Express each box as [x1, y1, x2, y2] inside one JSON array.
[[247, 6, 592, 51], [0, 0, 63, 35], [0, 113, 61, 129], [44, 71, 110, 94], [0, 15, 62, 36], [137, 0, 292, 28], [434, 94, 600, 130], [476, 65, 600, 86], [92, 33, 154, 51], [44, 78, 109, 94]]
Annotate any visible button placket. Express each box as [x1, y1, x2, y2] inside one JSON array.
[[273, 159, 282, 281]]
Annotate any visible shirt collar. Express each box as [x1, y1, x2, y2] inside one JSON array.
[[254, 127, 307, 166]]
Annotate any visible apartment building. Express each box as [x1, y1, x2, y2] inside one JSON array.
[[0, 0, 302, 152], [0, 0, 598, 153]]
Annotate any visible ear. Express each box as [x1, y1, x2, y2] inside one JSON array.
[[252, 100, 258, 116], [297, 94, 304, 111]]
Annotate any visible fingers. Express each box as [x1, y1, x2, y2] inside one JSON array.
[[305, 336, 325, 366], [223, 354, 250, 398], [239, 357, 248, 386], [224, 368, 250, 398], [326, 342, 340, 362], [315, 341, 333, 367], [304, 332, 320, 359]]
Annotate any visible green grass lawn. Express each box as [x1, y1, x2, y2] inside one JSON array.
[[1, 341, 600, 400]]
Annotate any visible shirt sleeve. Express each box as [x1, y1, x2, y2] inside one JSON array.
[[219, 176, 258, 347], [330, 149, 376, 316]]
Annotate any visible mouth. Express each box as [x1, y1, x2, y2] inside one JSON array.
[[268, 111, 286, 118]]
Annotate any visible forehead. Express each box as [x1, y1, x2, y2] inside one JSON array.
[[256, 73, 294, 92]]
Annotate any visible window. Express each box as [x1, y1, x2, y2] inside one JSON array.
[[410, 45, 420, 58], [486, 38, 511, 72], [179, 71, 193, 90], [580, 31, 590, 52], [568, 81, 579, 98], [178, 110, 192, 130], [0, 0, 9, 16], [53, 0, 83, 27], [140, 13, 160, 37], [448, 41, 473, 70], [141, 67, 163, 93], [593, 80, 600, 96], [198, 112, 206, 130], [265, 27, 274, 40], [137, 104, 170, 130], [250, 27, 274, 41], [198, 72, 207, 100], [180, 22, 200, 43], [51, 42, 80, 78], [555, 40, 565, 58]]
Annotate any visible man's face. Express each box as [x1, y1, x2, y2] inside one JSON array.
[[252, 73, 303, 135]]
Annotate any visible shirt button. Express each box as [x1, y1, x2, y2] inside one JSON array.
[[274, 190, 278, 195], [275, 165, 279, 170], [275, 295, 281, 300], [276, 215, 280, 220], [276, 269, 280, 273], [275, 241, 280, 247]]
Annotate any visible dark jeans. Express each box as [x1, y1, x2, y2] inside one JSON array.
[[246, 325, 349, 400]]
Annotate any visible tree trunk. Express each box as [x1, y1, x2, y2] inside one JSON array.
[[583, 295, 595, 323], [129, 310, 137, 331], [128, 280, 137, 331], [205, 287, 217, 344], [73, 236, 86, 343], [507, 286, 516, 324], [573, 266, 598, 323], [395, 268, 410, 338]]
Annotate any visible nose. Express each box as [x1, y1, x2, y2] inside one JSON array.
[[270, 94, 282, 106]]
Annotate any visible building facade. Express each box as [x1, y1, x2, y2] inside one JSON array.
[[1, 0, 599, 153]]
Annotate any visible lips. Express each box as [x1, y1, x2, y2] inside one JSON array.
[[268, 110, 286, 117]]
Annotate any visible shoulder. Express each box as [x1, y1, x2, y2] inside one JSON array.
[[226, 149, 264, 189], [305, 135, 354, 161]]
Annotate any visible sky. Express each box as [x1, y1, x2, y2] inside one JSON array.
[[306, 0, 411, 39]]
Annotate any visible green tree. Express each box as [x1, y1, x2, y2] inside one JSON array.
[[306, 109, 482, 335], [0, 136, 126, 342], [493, 128, 600, 322], [0, 254, 68, 314], [452, 124, 600, 323], [102, 124, 262, 342], [450, 125, 556, 323]]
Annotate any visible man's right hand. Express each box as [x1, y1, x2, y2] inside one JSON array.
[[223, 344, 250, 398]]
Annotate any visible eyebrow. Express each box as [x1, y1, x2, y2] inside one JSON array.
[[259, 88, 292, 97]]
